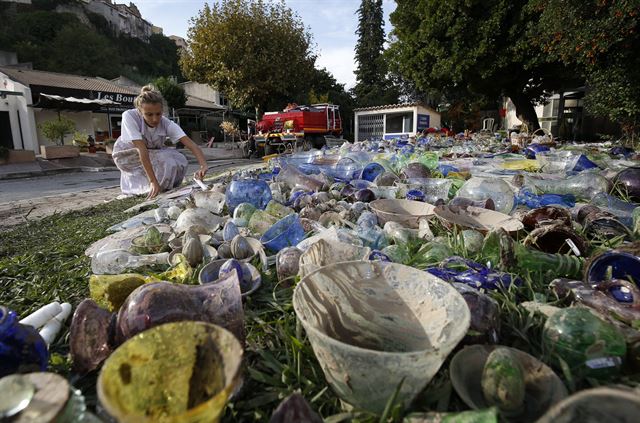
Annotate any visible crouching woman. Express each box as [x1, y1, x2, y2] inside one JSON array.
[[112, 85, 208, 199]]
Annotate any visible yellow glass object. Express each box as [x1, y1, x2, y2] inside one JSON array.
[[157, 253, 194, 284], [447, 171, 471, 180], [89, 274, 154, 311], [98, 321, 243, 423], [501, 159, 540, 171], [90, 256, 194, 311]]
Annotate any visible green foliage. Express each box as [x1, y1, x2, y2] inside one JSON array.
[[0, 6, 182, 82], [71, 130, 89, 147], [38, 116, 75, 145], [46, 23, 121, 78], [180, 0, 316, 112], [308, 89, 329, 105], [307, 67, 356, 139], [532, 0, 640, 140], [153, 76, 187, 111], [353, 0, 399, 107], [388, 0, 576, 131], [32, 0, 83, 11], [0, 145, 9, 160]]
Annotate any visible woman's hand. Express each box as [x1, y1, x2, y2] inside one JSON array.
[[147, 180, 161, 199], [179, 136, 208, 181], [195, 163, 208, 180]]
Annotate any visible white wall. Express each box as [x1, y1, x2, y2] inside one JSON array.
[[504, 97, 547, 131], [417, 105, 441, 129], [181, 82, 220, 104], [34, 110, 94, 146], [354, 105, 442, 141], [0, 72, 38, 152]]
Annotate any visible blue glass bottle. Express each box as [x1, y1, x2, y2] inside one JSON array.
[[225, 179, 272, 213], [515, 187, 575, 209], [572, 154, 599, 172], [523, 143, 551, 159], [591, 192, 637, 227], [0, 306, 48, 377]]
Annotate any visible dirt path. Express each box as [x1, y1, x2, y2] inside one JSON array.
[[0, 160, 265, 230], [0, 187, 122, 229]]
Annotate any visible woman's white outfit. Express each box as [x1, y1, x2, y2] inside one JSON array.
[[112, 109, 188, 195]]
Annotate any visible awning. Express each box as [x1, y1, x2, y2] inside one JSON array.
[[0, 90, 23, 98], [33, 93, 121, 111]]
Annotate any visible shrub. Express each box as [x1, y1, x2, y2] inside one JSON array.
[[38, 116, 75, 145]]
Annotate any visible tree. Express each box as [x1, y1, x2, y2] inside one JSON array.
[[533, 0, 640, 141], [307, 67, 356, 139], [38, 116, 75, 145], [180, 0, 316, 115], [154, 76, 187, 111], [0, 7, 184, 82], [353, 0, 398, 106], [388, 0, 578, 130], [46, 24, 121, 78]]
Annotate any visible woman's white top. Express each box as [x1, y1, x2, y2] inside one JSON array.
[[113, 109, 186, 153]]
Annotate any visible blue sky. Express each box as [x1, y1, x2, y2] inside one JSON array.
[[134, 0, 396, 89]]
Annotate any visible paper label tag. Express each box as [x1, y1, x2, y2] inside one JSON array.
[[565, 238, 581, 256], [194, 178, 209, 191], [585, 356, 622, 369]]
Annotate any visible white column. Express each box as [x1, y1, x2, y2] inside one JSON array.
[[354, 114, 359, 142], [382, 113, 387, 138], [21, 87, 39, 153]]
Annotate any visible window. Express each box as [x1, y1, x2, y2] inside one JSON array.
[[219, 93, 229, 107], [385, 112, 413, 133]]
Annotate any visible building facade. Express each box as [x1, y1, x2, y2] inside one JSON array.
[[83, 0, 153, 41], [504, 90, 621, 141], [0, 66, 138, 152], [354, 103, 442, 142]]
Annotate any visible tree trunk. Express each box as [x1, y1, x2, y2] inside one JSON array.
[[508, 93, 540, 132]]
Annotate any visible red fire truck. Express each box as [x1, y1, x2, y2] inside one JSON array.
[[254, 103, 343, 155]]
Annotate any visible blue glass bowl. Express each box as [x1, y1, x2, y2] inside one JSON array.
[[586, 251, 640, 287], [260, 213, 305, 253], [321, 161, 363, 182], [361, 162, 385, 182], [225, 179, 272, 213], [406, 189, 425, 202]]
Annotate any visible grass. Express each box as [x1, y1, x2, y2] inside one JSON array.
[[2, 195, 640, 421]]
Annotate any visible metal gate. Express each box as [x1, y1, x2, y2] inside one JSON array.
[[357, 114, 383, 141]]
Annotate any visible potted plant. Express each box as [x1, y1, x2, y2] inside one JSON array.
[[0, 144, 36, 165], [38, 116, 80, 159], [72, 131, 90, 152]]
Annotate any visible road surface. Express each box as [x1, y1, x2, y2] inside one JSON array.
[[0, 159, 261, 229]]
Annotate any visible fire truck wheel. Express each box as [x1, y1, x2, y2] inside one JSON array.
[[308, 135, 325, 149], [264, 143, 275, 156]]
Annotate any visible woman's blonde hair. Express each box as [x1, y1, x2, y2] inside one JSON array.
[[134, 85, 164, 109]]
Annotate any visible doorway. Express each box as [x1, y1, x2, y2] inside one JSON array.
[[0, 111, 14, 149]]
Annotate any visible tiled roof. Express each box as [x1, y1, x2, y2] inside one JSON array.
[[353, 102, 439, 113], [0, 67, 138, 94], [184, 94, 225, 110]]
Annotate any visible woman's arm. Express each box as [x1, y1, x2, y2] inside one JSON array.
[[179, 136, 208, 180], [133, 139, 161, 199]]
